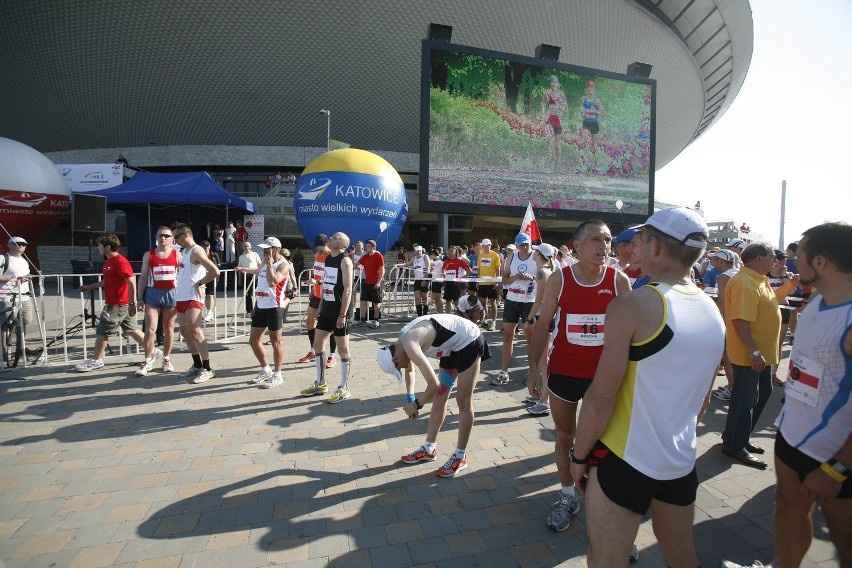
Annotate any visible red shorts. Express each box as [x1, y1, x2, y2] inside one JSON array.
[[176, 300, 204, 313]]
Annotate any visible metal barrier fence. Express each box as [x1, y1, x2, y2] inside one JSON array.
[[1, 270, 263, 370], [2, 267, 425, 370]]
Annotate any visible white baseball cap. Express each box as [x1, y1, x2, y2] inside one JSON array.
[[8, 236, 28, 246], [376, 346, 402, 383], [725, 238, 746, 248], [534, 243, 556, 258], [635, 207, 709, 249], [481, 238, 492, 246], [257, 236, 282, 249]]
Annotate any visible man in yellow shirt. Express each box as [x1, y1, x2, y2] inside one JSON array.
[[721, 243, 781, 469], [476, 238, 502, 331]]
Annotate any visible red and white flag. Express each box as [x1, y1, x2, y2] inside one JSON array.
[[520, 202, 542, 244]]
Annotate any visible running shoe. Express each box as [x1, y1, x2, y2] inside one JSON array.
[[75, 358, 104, 372], [192, 369, 215, 384], [202, 312, 213, 323], [436, 454, 468, 478], [326, 356, 336, 368], [135, 358, 155, 377], [369, 320, 380, 329], [485, 321, 496, 331], [353, 320, 366, 327], [490, 371, 510, 385], [630, 544, 639, 563], [712, 385, 732, 401], [772, 373, 785, 387], [300, 381, 328, 397], [524, 395, 539, 404], [180, 366, 200, 379], [260, 374, 283, 389], [298, 352, 317, 363], [327, 387, 351, 404], [162, 358, 175, 373], [547, 492, 581, 532], [527, 401, 550, 416], [251, 369, 273, 384], [401, 446, 437, 464]]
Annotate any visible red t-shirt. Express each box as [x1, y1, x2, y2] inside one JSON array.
[[358, 252, 385, 285], [235, 226, 248, 243], [103, 254, 134, 305]]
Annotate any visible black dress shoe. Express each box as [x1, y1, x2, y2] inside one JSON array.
[[722, 449, 767, 470], [745, 442, 765, 454]]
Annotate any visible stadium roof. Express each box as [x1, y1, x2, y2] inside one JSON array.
[[0, 0, 752, 172]]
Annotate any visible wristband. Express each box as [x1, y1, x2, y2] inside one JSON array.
[[821, 459, 850, 483], [569, 447, 589, 464], [414, 397, 423, 410], [526, 318, 535, 325]]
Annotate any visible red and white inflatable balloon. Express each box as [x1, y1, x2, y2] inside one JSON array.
[[0, 137, 71, 269]]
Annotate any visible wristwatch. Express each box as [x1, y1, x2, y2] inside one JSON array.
[[526, 318, 535, 325], [750, 349, 761, 357], [569, 447, 589, 464]]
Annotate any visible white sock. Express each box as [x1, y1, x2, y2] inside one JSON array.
[[315, 352, 326, 385], [262, 365, 271, 373], [424, 441, 436, 453], [453, 448, 466, 459], [561, 485, 576, 498], [340, 359, 351, 389]]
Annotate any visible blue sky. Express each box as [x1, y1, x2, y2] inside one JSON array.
[[655, 0, 852, 248]]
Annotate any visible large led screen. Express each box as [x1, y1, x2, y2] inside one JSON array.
[[420, 41, 655, 223]]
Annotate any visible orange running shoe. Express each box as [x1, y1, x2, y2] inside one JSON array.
[[401, 446, 437, 464]]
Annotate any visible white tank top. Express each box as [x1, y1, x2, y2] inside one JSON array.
[[505, 252, 536, 303], [412, 255, 428, 278], [401, 314, 481, 358], [175, 246, 207, 302], [255, 258, 288, 309], [600, 283, 725, 479], [431, 259, 443, 278]]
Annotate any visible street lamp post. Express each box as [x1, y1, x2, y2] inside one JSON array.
[[319, 109, 330, 151]]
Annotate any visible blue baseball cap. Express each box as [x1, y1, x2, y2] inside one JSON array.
[[515, 233, 531, 246], [612, 228, 638, 244]]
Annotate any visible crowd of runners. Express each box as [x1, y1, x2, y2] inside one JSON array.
[[35, 210, 850, 568]]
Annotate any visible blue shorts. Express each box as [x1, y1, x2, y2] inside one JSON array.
[[144, 287, 177, 309]]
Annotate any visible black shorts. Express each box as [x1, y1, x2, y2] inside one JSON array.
[[583, 120, 600, 135], [548, 374, 592, 403], [413, 279, 429, 293], [361, 283, 383, 304], [551, 125, 563, 135], [477, 284, 498, 299], [438, 334, 491, 374], [251, 307, 283, 331], [503, 299, 533, 324], [467, 282, 478, 292], [308, 294, 321, 310], [316, 314, 349, 337], [781, 306, 791, 324], [204, 280, 215, 295], [775, 431, 852, 498], [595, 442, 699, 515], [443, 282, 461, 301], [430, 282, 443, 294]]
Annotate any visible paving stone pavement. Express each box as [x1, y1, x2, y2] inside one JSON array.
[[0, 320, 840, 567]]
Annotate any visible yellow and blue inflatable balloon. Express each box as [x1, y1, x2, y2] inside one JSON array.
[[295, 149, 407, 253]]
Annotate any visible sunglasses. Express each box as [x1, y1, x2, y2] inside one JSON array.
[[157, 234, 173, 239], [173, 232, 186, 239]]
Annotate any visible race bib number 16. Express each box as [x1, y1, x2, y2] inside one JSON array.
[[565, 314, 605, 346]]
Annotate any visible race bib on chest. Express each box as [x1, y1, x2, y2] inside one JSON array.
[[152, 266, 175, 281], [786, 352, 823, 407], [565, 313, 605, 346], [443, 269, 457, 280], [322, 266, 339, 302]]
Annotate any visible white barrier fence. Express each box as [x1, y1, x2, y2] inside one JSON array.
[[2, 267, 424, 370]]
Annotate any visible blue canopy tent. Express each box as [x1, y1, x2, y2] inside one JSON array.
[[82, 171, 255, 261]]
